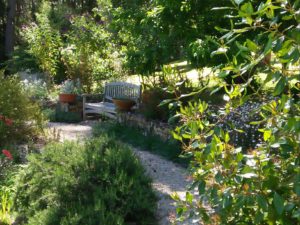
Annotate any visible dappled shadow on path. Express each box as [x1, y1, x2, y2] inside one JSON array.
[[132, 148, 199, 225]]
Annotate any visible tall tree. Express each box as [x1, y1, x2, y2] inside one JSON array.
[[5, 0, 16, 58]]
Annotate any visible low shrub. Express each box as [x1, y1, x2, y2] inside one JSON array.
[[187, 36, 226, 68], [42, 109, 56, 122], [54, 111, 82, 123], [0, 188, 13, 225], [141, 66, 195, 122], [0, 72, 44, 147], [93, 122, 189, 167], [0, 156, 18, 225], [141, 88, 172, 121], [14, 136, 157, 225], [21, 79, 49, 101], [0, 150, 14, 183]]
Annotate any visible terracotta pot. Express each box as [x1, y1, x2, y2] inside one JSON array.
[[59, 93, 77, 103], [112, 98, 136, 111]]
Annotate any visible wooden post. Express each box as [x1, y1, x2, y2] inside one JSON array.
[[82, 94, 86, 121]]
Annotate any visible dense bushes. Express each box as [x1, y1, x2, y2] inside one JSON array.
[[22, 2, 63, 80], [0, 72, 44, 147], [141, 66, 195, 121], [14, 136, 157, 225], [171, 1, 300, 224], [187, 36, 226, 68], [93, 121, 190, 166], [22, 1, 123, 90]]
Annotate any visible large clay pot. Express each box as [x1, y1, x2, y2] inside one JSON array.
[[112, 98, 136, 111], [59, 93, 77, 103]]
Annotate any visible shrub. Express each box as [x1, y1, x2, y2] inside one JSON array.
[[60, 15, 122, 92], [0, 150, 14, 183], [42, 109, 56, 122], [171, 1, 300, 224], [54, 111, 82, 123], [14, 136, 157, 225], [187, 36, 227, 68], [22, 2, 63, 81], [92, 121, 190, 166], [21, 79, 49, 101], [141, 65, 194, 121], [0, 72, 44, 147], [141, 88, 171, 121], [0, 189, 13, 225]]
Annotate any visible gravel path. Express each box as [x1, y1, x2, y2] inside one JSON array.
[[48, 122, 195, 225]]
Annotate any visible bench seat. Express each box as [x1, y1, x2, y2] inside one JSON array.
[[83, 82, 141, 120]]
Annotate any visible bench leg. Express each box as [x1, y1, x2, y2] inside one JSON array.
[[83, 95, 86, 121]]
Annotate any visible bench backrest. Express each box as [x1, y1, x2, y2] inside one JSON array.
[[104, 82, 141, 103]]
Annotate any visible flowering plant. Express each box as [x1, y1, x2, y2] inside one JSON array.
[[0, 115, 14, 148], [0, 149, 13, 183], [0, 115, 13, 127], [0, 115, 14, 180], [0, 72, 44, 146], [2, 150, 13, 161]]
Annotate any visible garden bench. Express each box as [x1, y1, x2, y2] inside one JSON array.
[[83, 82, 141, 120]]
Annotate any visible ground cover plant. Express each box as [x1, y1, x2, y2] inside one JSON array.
[[92, 121, 190, 167], [13, 136, 157, 225]]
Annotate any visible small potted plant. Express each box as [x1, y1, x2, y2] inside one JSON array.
[[112, 97, 136, 111], [59, 79, 81, 103]]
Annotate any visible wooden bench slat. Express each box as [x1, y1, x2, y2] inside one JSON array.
[[83, 82, 141, 120]]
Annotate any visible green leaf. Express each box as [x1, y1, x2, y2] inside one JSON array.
[[218, 70, 230, 78], [285, 203, 296, 212], [236, 41, 249, 51], [282, 15, 293, 20], [171, 192, 180, 201], [198, 180, 206, 195], [186, 192, 193, 204], [255, 211, 264, 223], [257, 195, 268, 211], [273, 77, 286, 96], [211, 47, 228, 56], [293, 209, 300, 219], [263, 36, 273, 54], [266, 7, 274, 18], [172, 131, 182, 141], [263, 129, 272, 141], [240, 2, 254, 15], [246, 39, 259, 51], [236, 152, 244, 162], [158, 99, 173, 107], [215, 26, 229, 33], [274, 192, 285, 215], [225, 132, 230, 143], [295, 183, 300, 196], [264, 71, 281, 84], [234, 0, 245, 5], [273, 36, 285, 52], [176, 207, 184, 217]]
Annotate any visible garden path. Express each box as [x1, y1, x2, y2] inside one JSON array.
[[48, 122, 197, 225]]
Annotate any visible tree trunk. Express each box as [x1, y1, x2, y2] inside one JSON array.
[[5, 0, 16, 58]]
